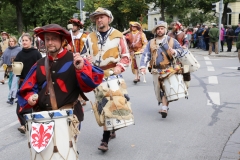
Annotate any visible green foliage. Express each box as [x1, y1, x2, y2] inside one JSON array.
[[1, 0, 79, 35], [0, 0, 238, 35], [83, 0, 149, 31], [0, 3, 18, 35]]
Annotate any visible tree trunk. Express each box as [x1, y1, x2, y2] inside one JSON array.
[[16, 0, 23, 34], [160, 0, 165, 21], [222, 2, 229, 25]]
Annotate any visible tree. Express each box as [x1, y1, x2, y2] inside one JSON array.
[[1, 0, 24, 34], [83, 0, 149, 31], [1, 0, 79, 35], [196, 0, 237, 25]]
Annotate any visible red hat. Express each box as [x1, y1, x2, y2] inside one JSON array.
[[34, 24, 72, 43], [175, 22, 183, 30], [68, 19, 83, 28]]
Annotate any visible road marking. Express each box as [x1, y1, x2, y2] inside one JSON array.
[[0, 120, 19, 133], [207, 66, 215, 71], [207, 92, 220, 105], [205, 61, 212, 65], [223, 67, 238, 70], [204, 56, 210, 60], [208, 76, 218, 84]]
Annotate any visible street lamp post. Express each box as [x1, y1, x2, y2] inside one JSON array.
[[218, 0, 223, 52]]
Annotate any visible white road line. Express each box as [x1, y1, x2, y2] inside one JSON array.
[[208, 76, 218, 84], [205, 61, 212, 65], [204, 56, 210, 60], [223, 67, 238, 70], [0, 120, 19, 133], [207, 66, 215, 71], [207, 92, 220, 105]]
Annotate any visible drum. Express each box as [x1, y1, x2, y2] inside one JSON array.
[[93, 74, 134, 131], [161, 73, 188, 102], [178, 49, 200, 72], [24, 109, 79, 160], [105, 117, 134, 131], [134, 52, 142, 69]]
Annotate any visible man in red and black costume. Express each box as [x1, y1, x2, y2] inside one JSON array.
[[67, 18, 88, 106], [17, 24, 104, 124], [168, 21, 191, 88]]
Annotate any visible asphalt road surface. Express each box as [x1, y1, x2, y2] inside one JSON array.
[[0, 48, 239, 160]]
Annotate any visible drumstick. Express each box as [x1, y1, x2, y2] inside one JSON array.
[[32, 94, 38, 101], [67, 24, 80, 67], [141, 72, 146, 83]]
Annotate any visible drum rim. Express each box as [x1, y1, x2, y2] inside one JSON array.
[[24, 109, 73, 121]]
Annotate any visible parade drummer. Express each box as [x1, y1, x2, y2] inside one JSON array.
[[67, 18, 88, 106], [80, 7, 131, 151], [140, 21, 185, 118], [125, 21, 148, 83], [17, 24, 104, 125], [168, 21, 191, 88]]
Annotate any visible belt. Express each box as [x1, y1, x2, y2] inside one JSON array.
[[99, 63, 117, 70], [59, 103, 74, 110], [20, 78, 24, 82], [59, 100, 78, 110]]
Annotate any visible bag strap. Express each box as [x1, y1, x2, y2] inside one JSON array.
[[44, 56, 58, 110], [159, 37, 173, 62]]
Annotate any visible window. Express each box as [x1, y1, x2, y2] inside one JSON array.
[[154, 18, 157, 25]]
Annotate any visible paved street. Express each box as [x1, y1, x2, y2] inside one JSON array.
[[0, 48, 240, 160]]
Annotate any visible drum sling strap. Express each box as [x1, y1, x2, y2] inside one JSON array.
[[44, 56, 80, 155], [45, 56, 58, 110], [157, 37, 175, 99]]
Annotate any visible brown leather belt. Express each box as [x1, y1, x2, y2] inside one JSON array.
[[99, 63, 117, 70], [59, 103, 74, 110], [59, 100, 78, 110], [19, 78, 24, 82]]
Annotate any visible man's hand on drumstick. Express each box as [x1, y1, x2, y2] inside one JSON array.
[[168, 47, 177, 56], [28, 94, 38, 106], [113, 66, 122, 75], [73, 52, 84, 70]]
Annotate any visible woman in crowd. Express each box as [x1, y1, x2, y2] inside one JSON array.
[[0, 36, 22, 104], [14, 33, 42, 133]]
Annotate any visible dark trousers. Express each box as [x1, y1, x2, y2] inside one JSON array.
[[16, 104, 32, 125], [227, 39, 233, 51], [205, 39, 209, 50], [221, 41, 224, 51], [16, 81, 32, 126]]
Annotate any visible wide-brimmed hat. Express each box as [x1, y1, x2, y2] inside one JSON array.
[[34, 24, 71, 43], [211, 23, 217, 26], [129, 21, 141, 27], [89, 7, 114, 24], [1, 31, 9, 38], [152, 21, 168, 34], [68, 19, 83, 28]]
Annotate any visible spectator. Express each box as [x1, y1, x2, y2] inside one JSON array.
[[234, 22, 240, 52], [0, 31, 10, 84], [0, 36, 22, 104], [18, 31, 25, 47], [202, 25, 209, 51], [208, 23, 219, 55], [193, 27, 198, 48], [226, 25, 234, 52], [220, 24, 226, 52], [186, 27, 193, 48], [236, 30, 240, 70], [14, 33, 42, 133]]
